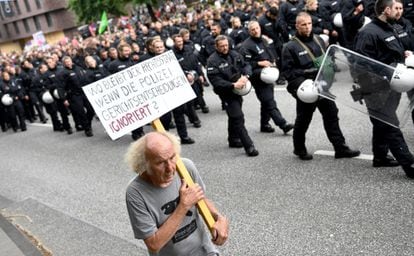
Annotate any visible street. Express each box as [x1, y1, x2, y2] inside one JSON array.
[[1, 83, 413, 256]]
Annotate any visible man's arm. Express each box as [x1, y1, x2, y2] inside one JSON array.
[[204, 198, 229, 246], [143, 181, 205, 253]]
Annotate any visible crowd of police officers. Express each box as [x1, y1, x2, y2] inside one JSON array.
[[0, 1, 414, 167]]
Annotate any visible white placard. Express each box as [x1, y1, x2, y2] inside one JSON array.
[[82, 51, 196, 140]]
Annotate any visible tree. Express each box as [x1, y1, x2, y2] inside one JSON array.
[[68, 0, 129, 24]]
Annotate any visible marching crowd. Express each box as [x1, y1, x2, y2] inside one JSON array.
[[1, 1, 414, 254], [1, 0, 414, 175]]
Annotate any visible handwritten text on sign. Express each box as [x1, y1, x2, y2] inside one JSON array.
[[82, 51, 196, 140]]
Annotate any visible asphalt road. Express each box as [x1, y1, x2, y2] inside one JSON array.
[[0, 82, 413, 255]]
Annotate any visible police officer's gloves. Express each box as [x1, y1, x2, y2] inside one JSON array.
[[303, 67, 319, 79]]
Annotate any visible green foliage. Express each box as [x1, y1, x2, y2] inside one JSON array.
[[68, 0, 129, 24]]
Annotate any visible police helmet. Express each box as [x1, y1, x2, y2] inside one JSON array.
[[390, 64, 414, 93], [260, 67, 279, 84], [333, 13, 343, 28], [42, 91, 54, 104], [233, 80, 252, 96], [297, 79, 319, 103], [1, 94, 13, 106]]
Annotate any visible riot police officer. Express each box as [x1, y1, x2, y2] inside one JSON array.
[[44, 56, 73, 134], [207, 35, 259, 157], [240, 20, 294, 134], [60, 56, 94, 137], [0, 71, 27, 132], [282, 12, 360, 160], [354, 0, 414, 178], [32, 63, 62, 132]]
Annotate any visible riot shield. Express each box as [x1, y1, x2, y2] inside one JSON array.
[[314, 45, 414, 128]]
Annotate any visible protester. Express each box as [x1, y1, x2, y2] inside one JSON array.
[[125, 131, 229, 255]]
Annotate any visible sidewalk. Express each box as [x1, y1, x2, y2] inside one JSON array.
[[0, 214, 42, 256]]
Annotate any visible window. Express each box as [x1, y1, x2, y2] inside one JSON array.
[[45, 13, 53, 27], [23, 19, 30, 32], [35, 0, 42, 9], [24, 0, 31, 12], [4, 23, 10, 37], [34, 16, 41, 30], [13, 21, 19, 34], [14, 1, 21, 15]]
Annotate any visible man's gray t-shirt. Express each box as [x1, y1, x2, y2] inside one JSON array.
[[126, 158, 218, 256]]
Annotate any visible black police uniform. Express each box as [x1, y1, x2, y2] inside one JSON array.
[[354, 17, 414, 175], [240, 35, 292, 133], [340, 0, 365, 50], [23, 67, 47, 123], [44, 67, 72, 133], [279, 0, 304, 36], [206, 48, 258, 156], [0, 77, 27, 131], [60, 63, 94, 136], [31, 71, 62, 131], [282, 32, 359, 159], [0, 84, 8, 131], [173, 44, 203, 127]]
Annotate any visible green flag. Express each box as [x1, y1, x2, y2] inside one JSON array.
[[98, 11, 108, 35]]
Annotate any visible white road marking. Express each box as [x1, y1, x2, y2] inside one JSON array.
[[28, 123, 53, 128], [314, 150, 373, 160]]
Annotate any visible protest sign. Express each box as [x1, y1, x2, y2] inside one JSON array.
[[82, 50, 196, 140]]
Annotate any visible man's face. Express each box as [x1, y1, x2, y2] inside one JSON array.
[[153, 41, 165, 55], [216, 39, 229, 54], [120, 46, 131, 58], [211, 25, 221, 37], [63, 58, 73, 69], [296, 15, 313, 37], [174, 37, 184, 50], [248, 22, 261, 38], [46, 59, 56, 69], [145, 137, 177, 188], [389, 1, 403, 21]]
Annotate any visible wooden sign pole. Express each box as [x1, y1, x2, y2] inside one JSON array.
[[151, 118, 216, 234]]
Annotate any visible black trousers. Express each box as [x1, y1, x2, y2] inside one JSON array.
[[69, 93, 95, 131], [44, 102, 62, 130], [5, 100, 26, 130], [160, 104, 189, 139], [252, 80, 287, 128], [370, 117, 414, 167], [55, 99, 71, 130], [294, 98, 346, 152], [225, 97, 253, 149]]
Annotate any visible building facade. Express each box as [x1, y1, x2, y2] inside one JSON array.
[[0, 0, 77, 53]]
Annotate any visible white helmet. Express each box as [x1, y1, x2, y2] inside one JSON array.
[[319, 34, 330, 47], [362, 16, 371, 28], [390, 63, 414, 92], [333, 13, 343, 28], [405, 54, 414, 68], [1, 94, 13, 106], [194, 43, 201, 52], [53, 89, 61, 99], [297, 79, 319, 103], [233, 80, 252, 96], [165, 37, 174, 48], [260, 67, 279, 84], [42, 90, 54, 104]]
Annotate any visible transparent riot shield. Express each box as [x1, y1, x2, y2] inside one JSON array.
[[314, 45, 414, 128]]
